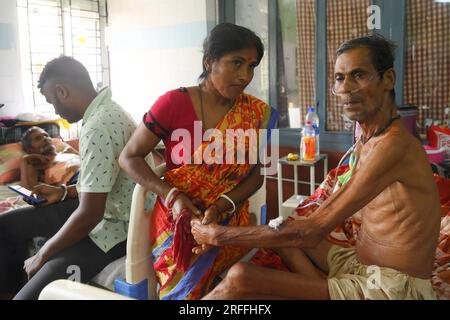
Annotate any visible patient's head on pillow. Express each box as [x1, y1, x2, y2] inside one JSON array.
[[21, 127, 57, 156]]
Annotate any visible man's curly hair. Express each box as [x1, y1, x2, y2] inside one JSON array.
[[38, 55, 94, 90]]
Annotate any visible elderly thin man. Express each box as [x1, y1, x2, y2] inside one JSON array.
[[191, 34, 441, 300]]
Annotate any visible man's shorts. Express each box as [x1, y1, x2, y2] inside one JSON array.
[[326, 245, 436, 300]]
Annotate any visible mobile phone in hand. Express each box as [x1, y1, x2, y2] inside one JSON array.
[[8, 185, 47, 205]]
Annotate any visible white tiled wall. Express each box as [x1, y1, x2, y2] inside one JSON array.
[[0, 0, 27, 117], [106, 0, 216, 122], [235, 0, 269, 104], [0, 0, 216, 120]]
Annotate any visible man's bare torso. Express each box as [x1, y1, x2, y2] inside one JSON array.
[[354, 122, 441, 279]]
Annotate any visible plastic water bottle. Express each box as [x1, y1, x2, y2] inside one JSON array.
[[305, 106, 320, 157], [301, 121, 316, 161]]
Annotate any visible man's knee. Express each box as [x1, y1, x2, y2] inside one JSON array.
[[225, 262, 253, 289], [14, 257, 74, 300], [212, 262, 252, 299], [228, 262, 251, 280]]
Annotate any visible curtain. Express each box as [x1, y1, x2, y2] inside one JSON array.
[[404, 0, 450, 132], [295, 0, 316, 126], [326, 0, 370, 132]]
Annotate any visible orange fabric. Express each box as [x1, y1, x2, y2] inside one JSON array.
[[151, 93, 276, 300]]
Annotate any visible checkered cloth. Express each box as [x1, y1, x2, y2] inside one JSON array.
[[404, 0, 450, 133], [296, 0, 316, 123], [326, 0, 370, 132]]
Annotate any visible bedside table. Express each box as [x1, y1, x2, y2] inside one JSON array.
[[277, 154, 328, 218]]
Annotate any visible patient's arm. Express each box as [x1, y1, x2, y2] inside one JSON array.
[[61, 145, 79, 155], [20, 156, 40, 189], [191, 218, 325, 249], [192, 133, 408, 251]]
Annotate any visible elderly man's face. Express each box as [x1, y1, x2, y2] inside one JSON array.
[[26, 128, 56, 155], [333, 47, 388, 123]]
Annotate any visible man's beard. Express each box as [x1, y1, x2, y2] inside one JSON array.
[[41, 143, 56, 156]]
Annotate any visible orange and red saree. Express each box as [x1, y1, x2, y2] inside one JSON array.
[[150, 93, 277, 300]]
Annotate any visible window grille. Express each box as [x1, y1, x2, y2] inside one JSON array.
[[17, 0, 109, 138]]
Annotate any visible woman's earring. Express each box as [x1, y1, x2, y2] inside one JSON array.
[[205, 62, 211, 74]]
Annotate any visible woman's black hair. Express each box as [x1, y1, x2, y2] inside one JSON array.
[[199, 23, 264, 81]]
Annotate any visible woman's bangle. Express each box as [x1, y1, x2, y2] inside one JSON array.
[[164, 187, 179, 207], [60, 184, 68, 202], [167, 190, 182, 209], [219, 194, 236, 214]]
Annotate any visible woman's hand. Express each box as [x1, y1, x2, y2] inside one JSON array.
[[171, 193, 202, 220], [27, 184, 64, 206], [191, 204, 222, 254], [192, 243, 214, 256], [190, 218, 219, 255], [202, 204, 220, 225]]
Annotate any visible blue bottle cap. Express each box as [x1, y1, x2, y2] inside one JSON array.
[[307, 107, 315, 113]]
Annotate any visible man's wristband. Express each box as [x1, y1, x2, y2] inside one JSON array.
[[60, 184, 68, 202]]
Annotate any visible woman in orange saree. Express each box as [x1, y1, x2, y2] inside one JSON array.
[[119, 23, 278, 300], [151, 93, 277, 299]]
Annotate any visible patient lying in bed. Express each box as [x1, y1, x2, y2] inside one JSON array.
[[19, 127, 80, 190]]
